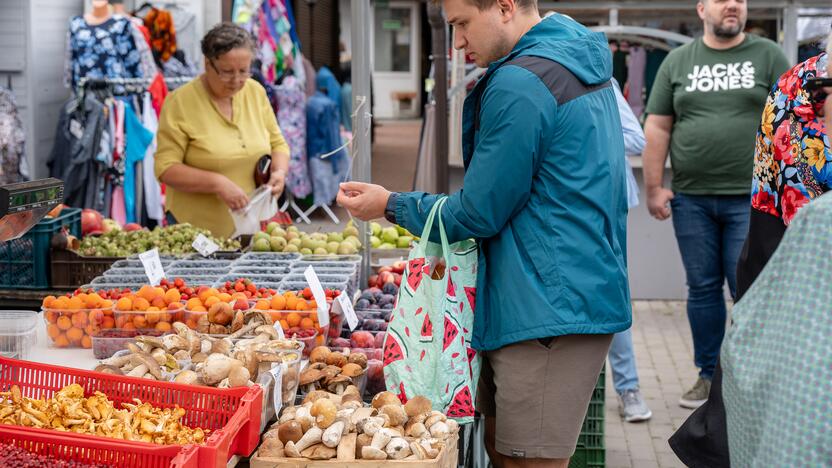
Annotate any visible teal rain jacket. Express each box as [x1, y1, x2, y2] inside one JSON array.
[[394, 14, 632, 351]]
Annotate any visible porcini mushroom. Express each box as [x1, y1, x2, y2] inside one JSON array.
[[299, 368, 324, 394], [277, 421, 303, 444], [385, 437, 412, 459], [322, 420, 345, 448], [228, 365, 251, 387], [380, 404, 408, 427], [310, 398, 337, 429], [325, 374, 352, 395], [404, 396, 432, 417], [173, 370, 198, 385], [284, 426, 322, 457], [347, 353, 368, 368], [325, 352, 347, 367], [309, 346, 331, 364], [371, 391, 401, 409]]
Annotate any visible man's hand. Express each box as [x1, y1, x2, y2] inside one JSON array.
[[647, 187, 675, 220], [266, 169, 286, 197], [337, 182, 391, 221]]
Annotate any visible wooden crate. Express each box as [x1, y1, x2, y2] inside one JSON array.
[[249, 434, 458, 468]]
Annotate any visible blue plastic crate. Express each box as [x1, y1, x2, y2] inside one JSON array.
[[0, 208, 81, 289]]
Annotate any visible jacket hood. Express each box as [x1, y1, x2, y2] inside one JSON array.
[[501, 13, 611, 86]]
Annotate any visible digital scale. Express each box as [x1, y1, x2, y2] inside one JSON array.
[[0, 178, 65, 242]]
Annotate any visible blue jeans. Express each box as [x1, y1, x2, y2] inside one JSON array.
[[670, 194, 749, 380], [609, 329, 639, 394]]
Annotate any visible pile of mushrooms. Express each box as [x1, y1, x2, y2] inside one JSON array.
[[95, 321, 302, 396], [299, 346, 368, 395], [195, 306, 275, 336], [257, 390, 458, 461]]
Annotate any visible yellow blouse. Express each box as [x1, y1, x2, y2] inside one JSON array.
[[154, 78, 289, 238]]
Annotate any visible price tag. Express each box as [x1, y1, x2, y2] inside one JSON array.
[[304, 266, 329, 328], [192, 233, 219, 257], [269, 363, 283, 416], [336, 293, 359, 331], [273, 322, 285, 340], [138, 248, 165, 286]]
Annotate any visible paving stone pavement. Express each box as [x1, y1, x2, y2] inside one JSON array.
[[605, 300, 703, 468]]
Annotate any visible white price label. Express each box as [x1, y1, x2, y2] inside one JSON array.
[[138, 248, 165, 286], [191, 233, 219, 257], [269, 363, 283, 416], [273, 322, 285, 340], [304, 266, 329, 328], [336, 294, 359, 331]]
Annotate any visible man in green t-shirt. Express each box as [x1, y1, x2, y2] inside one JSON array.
[[642, 0, 789, 410]]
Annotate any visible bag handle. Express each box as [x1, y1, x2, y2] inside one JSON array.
[[417, 197, 452, 261]]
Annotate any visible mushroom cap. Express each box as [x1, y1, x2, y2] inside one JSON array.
[[136, 336, 166, 351], [244, 310, 274, 325], [134, 352, 162, 380], [278, 420, 304, 444], [231, 310, 245, 332], [254, 324, 279, 340], [340, 363, 365, 377], [325, 374, 352, 392], [371, 391, 401, 409], [94, 364, 123, 375], [302, 390, 332, 405], [325, 352, 347, 367], [309, 346, 331, 364], [308, 362, 327, 371], [404, 396, 433, 417], [347, 352, 368, 368], [342, 385, 361, 397], [321, 365, 342, 379], [173, 369, 198, 385], [299, 368, 324, 386]]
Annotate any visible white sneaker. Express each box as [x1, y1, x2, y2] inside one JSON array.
[[619, 389, 652, 423]]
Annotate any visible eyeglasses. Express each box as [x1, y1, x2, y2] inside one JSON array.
[[208, 59, 251, 82]]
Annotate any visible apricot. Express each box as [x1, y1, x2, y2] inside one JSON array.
[[295, 301, 309, 311], [80, 335, 92, 349], [56, 315, 72, 331], [300, 318, 314, 329], [287, 313, 301, 327], [186, 298, 202, 310], [270, 295, 286, 310], [45, 310, 59, 324], [164, 289, 181, 305], [100, 300, 113, 309], [285, 295, 298, 310], [84, 293, 103, 308], [150, 297, 166, 309], [66, 327, 84, 344], [46, 324, 60, 339], [133, 316, 148, 328], [71, 311, 88, 328], [53, 296, 70, 310], [137, 285, 157, 301], [116, 297, 133, 311], [88, 309, 104, 326], [67, 296, 84, 310], [145, 311, 161, 325], [204, 296, 220, 308], [133, 298, 150, 312], [53, 334, 69, 348], [42, 295, 57, 308], [218, 293, 232, 303], [198, 287, 219, 303], [255, 300, 270, 310], [122, 322, 136, 330], [155, 321, 172, 332], [102, 316, 115, 329]]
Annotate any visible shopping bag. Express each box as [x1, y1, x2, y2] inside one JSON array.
[[229, 185, 278, 238], [382, 197, 480, 423]]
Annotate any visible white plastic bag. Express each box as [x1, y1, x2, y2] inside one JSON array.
[[229, 186, 278, 238]]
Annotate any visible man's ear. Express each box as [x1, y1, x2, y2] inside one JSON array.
[[495, 0, 516, 18]]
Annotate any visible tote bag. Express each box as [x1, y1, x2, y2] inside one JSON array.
[[382, 197, 480, 423]]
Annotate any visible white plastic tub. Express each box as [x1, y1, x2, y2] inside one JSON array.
[[0, 311, 38, 360]]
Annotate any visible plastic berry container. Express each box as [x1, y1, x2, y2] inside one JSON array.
[[42, 306, 114, 349], [91, 328, 166, 359]]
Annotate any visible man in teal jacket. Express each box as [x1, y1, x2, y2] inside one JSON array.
[[338, 0, 630, 465]]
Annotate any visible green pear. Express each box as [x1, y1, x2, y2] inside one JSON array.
[[301, 237, 315, 250], [395, 225, 408, 236], [253, 238, 271, 252], [270, 236, 287, 252], [370, 222, 382, 237], [378, 243, 396, 250], [314, 247, 329, 255], [343, 226, 360, 238], [287, 226, 299, 233], [288, 238, 303, 248], [284, 243, 300, 253], [327, 241, 340, 254], [381, 227, 399, 244], [345, 236, 362, 249], [327, 232, 344, 243], [252, 231, 270, 245], [370, 235, 382, 248], [272, 227, 287, 238], [397, 236, 413, 249], [338, 242, 357, 255], [300, 247, 313, 255], [286, 231, 300, 241], [266, 221, 280, 234]]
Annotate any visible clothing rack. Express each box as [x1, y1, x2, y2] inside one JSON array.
[[77, 76, 193, 90]]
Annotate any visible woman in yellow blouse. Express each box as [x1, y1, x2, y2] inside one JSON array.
[[155, 23, 289, 238]]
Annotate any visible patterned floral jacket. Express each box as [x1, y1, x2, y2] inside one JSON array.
[[751, 53, 829, 225]]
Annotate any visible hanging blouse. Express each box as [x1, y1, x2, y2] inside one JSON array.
[[143, 8, 177, 63], [0, 86, 26, 184], [64, 15, 144, 90], [276, 75, 311, 198]]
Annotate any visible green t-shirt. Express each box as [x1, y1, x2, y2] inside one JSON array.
[[645, 34, 790, 195]]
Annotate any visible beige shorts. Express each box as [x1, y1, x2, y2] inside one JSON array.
[[477, 334, 612, 460]]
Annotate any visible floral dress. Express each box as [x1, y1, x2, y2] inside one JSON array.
[[64, 15, 144, 90], [276, 75, 312, 198], [751, 53, 830, 225]]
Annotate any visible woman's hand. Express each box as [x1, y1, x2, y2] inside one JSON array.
[[216, 176, 249, 211], [267, 169, 286, 198]]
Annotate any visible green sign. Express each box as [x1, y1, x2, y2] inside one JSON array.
[[382, 19, 402, 30]]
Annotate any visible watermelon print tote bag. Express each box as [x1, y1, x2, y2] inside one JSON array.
[[382, 197, 481, 423]]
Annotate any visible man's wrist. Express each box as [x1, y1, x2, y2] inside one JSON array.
[[384, 192, 399, 224]]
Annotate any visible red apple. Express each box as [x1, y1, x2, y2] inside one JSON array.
[[81, 209, 104, 236], [391, 261, 406, 274], [350, 331, 375, 348]]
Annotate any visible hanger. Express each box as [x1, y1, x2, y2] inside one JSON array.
[[132, 2, 155, 16]]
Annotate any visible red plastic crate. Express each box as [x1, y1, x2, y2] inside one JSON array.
[[0, 425, 198, 467], [0, 356, 263, 468]]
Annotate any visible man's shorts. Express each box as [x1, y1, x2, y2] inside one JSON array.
[[477, 334, 613, 460]]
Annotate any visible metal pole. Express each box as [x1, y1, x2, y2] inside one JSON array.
[[427, 2, 449, 194], [782, 3, 798, 66], [352, 0, 373, 287]]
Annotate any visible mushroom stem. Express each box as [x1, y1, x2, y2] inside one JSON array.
[[284, 426, 323, 457]]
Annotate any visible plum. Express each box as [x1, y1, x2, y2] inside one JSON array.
[[374, 331, 386, 349], [379, 294, 395, 305], [356, 298, 371, 310], [350, 331, 375, 348], [382, 283, 398, 296], [359, 291, 374, 302], [363, 319, 386, 331]]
